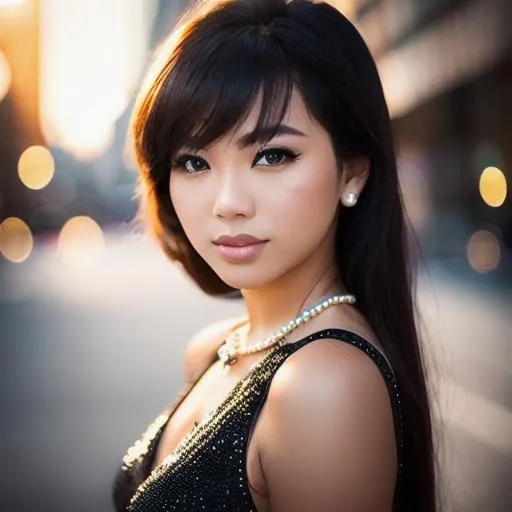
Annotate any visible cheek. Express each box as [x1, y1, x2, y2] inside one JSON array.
[[169, 178, 204, 241], [278, 165, 340, 223], [271, 165, 340, 250]]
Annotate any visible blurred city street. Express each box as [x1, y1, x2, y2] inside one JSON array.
[[0, 0, 510, 510], [0, 229, 510, 511]]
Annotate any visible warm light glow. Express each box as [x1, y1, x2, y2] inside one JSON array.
[[0, 0, 24, 6], [135, 19, 186, 111], [0, 217, 34, 263], [55, 121, 115, 162], [57, 216, 105, 267], [0, 50, 12, 103], [18, 145, 55, 190], [467, 230, 500, 274], [479, 166, 507, 208], [0, 0, 28, 19], [39, 0, 157, 160]]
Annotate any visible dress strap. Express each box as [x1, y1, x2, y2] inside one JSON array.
[[281, 328, 396, 379]]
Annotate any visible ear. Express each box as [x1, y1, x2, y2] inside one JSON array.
[[339, 156, 370, 200]]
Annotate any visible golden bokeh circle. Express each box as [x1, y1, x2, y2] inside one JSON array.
[[479, 166, 507, 208], [0, 217, 34, 263], [57, 216, 105, 266], [18, 145, 55, 190], [467, 230, 500, 274]]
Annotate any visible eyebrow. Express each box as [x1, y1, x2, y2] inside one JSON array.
[[236, 124, 306, 149]]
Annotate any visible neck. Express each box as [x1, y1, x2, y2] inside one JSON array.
[[239, 257, 347, 348]]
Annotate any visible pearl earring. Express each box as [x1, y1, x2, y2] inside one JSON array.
[[342, 192, 358, 207]]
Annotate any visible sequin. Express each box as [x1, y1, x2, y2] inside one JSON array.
[[112, 329, 405, 511]]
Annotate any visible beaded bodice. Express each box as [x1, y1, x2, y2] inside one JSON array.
[[113, 329, 405, 511]]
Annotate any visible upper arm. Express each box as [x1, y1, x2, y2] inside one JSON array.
[[184, 316, 246, 382], [260, 339, 398, 512]]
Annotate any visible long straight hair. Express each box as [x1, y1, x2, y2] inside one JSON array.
[[130, 0, 438, 509]]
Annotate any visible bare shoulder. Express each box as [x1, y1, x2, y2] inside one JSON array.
[[259, 338, 398, 510], [268, 338, 395, 427], [184, 316, 246, 382]]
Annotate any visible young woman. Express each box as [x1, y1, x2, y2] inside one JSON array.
[[113, 0, 437, 510]]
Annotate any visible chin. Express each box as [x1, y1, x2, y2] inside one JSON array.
[[210, 265, 274, 291], [216, 273, 266, 291]]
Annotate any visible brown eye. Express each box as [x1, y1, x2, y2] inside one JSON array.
[[172, 155, 209, 174], [253, 148, 299, 167]]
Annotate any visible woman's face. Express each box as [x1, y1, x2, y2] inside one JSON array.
[[169, 90, 344, 290]]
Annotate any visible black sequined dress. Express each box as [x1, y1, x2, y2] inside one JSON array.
[[113, 329, 405, 511]]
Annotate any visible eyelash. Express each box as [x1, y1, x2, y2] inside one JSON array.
[[170, 147, 301, 175]]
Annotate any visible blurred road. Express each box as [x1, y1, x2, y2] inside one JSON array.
[[0, 228, 510, 511]]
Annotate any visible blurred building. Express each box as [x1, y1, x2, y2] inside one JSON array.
[[349, 0, 511, 280]]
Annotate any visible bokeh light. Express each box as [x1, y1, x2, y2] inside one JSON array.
[[467, 230, 501, 274], [18, 145, 55, 190], [0, 49, 12, 103], [57, 216, 106, 267], [0, 217, 34, 263], [479, 166, 507, 208]]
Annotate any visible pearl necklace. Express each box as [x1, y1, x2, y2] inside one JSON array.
[[217, 293, 356, 367]]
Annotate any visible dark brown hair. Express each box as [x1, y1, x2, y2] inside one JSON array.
[[130, 0, 438, 509]]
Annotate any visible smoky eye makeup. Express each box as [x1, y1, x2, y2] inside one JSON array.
[[252, 146, 301, 167], [170, 145, 301, 175]]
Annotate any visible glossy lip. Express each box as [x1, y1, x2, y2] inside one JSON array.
[[215, 240, 267, 263], [213, 233, 266, 247]]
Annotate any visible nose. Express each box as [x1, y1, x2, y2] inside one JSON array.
[[212, 171, 256, 219]]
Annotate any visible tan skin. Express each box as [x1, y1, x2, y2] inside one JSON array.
[[153, 91, 397, 511]]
